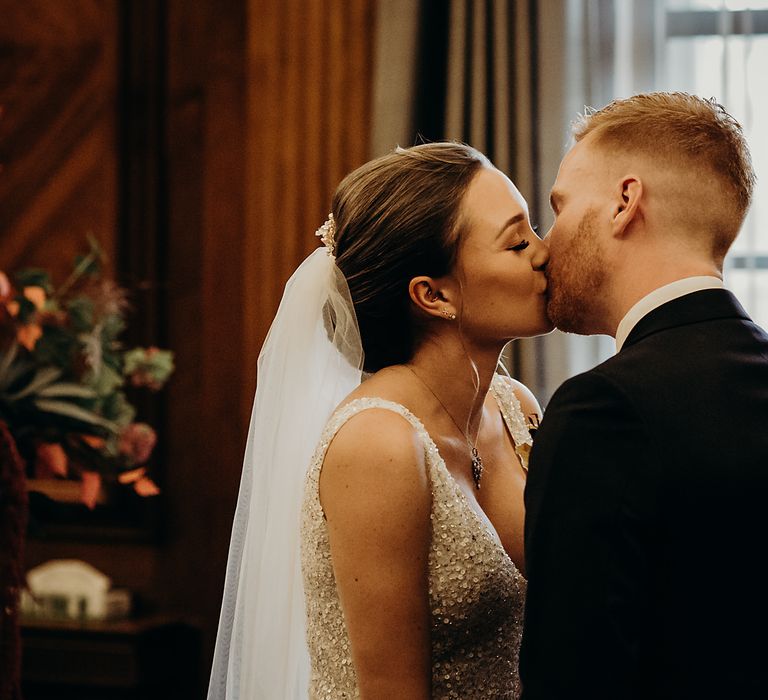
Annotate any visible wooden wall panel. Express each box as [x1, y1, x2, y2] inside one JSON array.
[[2, 0, 163, 684], [158, 4, 248, 694], [3, 2, 377, 694], [161, 0, 376, 683], [0, 1, 118, 278], [244, 0, 376, 418]]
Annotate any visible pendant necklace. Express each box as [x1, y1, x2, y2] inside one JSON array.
[[405, 365, 485, 489]]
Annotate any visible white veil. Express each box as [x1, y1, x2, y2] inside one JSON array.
[[208, 247, 364, 699]]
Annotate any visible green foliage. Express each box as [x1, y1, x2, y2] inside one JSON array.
[[15, 296, 38, 324], [33, 325, 76, 368], [66, 297, 94, 332], [13, 269, 52, 294], [0, 241, 174, 492]]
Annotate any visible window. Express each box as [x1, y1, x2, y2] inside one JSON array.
[[660, 0, 768, 327], [521, 1, 768, 400]]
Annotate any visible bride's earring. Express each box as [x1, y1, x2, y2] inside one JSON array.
[[442, 309, 457, 320]]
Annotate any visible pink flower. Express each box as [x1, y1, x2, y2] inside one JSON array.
[[0, 272, 10, 300], [129, 371, 162, 391], [125, 347, 174, 391], [85, 278, 130, 319], [117, 423, 157, 465]]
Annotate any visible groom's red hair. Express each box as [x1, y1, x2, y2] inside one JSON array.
[[572, 92, 755, 253]]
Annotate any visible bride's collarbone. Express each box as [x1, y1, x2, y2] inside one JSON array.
[[433, 421, 522, 483]]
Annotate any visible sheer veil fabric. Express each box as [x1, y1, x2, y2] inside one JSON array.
[[208, 248, 364, 699]]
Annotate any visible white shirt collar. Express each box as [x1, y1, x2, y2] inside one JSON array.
[[614, 276, 725, 352]]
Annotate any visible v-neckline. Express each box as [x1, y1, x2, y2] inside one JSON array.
[[414, 396, 519, 570], [342, 393, 519, 571], [325, 381, 525, 571]]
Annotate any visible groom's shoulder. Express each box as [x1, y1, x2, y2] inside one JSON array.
[[549, 344, 663, 410], [546, 363, 630, 413], [544, 340, 671, 420], [538, 368, 646, 455]]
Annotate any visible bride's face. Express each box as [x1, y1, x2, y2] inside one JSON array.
[[450, 167, 553, 342]]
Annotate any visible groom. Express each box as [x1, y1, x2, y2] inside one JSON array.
[[521, 92, 768, 699]]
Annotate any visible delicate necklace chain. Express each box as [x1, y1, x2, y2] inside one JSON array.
[[404, 365, 485, 489]]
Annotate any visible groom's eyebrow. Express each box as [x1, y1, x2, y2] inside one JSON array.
[[549, 191, 561, 213], [496, 213, 525, 239]]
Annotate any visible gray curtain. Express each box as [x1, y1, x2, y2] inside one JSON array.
[[372, 0, 536, 199], [371, 0, 553, 398], [372, 0, 768, 400]]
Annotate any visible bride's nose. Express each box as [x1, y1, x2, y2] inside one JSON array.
[[531, 236, 549, 271]]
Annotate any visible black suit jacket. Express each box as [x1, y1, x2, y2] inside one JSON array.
[[520, 289, 768, 699]]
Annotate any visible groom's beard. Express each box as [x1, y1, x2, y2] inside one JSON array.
[[546, 208, 608, 335]]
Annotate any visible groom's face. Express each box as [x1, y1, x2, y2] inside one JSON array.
[[544, 139, 612, 335], [545, 208, 607, 334]]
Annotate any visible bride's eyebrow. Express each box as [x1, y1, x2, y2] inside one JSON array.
[[495, 213, 525, 240]]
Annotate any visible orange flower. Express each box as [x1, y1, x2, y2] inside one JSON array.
[[81, 435, 106, 450], [134, 476, 160, 497], [118, 466, 146, 484], [80, 471, 102, 510], [7, 285, 47, 350], [23, 286, 46, 309], [17, 323, 43, 351], [118, 466, 161, 497], [35, 443, 69, 478]]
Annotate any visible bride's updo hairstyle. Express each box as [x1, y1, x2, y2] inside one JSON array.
[[332, 142, 490, 373]]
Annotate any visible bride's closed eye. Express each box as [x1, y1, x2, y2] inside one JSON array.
[[508, 240, 530, 252]]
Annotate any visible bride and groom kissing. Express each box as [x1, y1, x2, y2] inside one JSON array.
[[209, 92, 768, 699]]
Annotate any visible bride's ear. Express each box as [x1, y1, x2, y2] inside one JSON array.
[[409, 276, 457, 321]]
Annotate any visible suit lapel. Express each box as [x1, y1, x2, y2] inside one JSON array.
[[622, 288, 752, 350]]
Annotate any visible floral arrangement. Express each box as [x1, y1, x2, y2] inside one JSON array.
[[0, 237, 174, 509]]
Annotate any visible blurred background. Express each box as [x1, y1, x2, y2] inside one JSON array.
[[1, 0, 766, 697]]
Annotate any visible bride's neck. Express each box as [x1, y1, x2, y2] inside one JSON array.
[[404, 336, 502, 433]]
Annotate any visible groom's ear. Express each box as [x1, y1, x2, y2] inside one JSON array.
[[409, 276, 456, 320], [612, 176, 643, 238]]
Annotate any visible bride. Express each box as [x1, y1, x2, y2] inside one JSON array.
[[208, 142, 552, 699]]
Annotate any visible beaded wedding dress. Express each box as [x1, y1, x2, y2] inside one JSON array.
[[300, 373, 532, 699]]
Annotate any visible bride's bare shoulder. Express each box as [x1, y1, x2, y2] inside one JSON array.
[[323, 405, 426, 482], [319, 400, 431, 523]]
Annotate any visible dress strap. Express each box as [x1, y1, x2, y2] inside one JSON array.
[[490, 374, 533, 471], [319, 396, 434, 461], [318, 379, 533, 472]]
